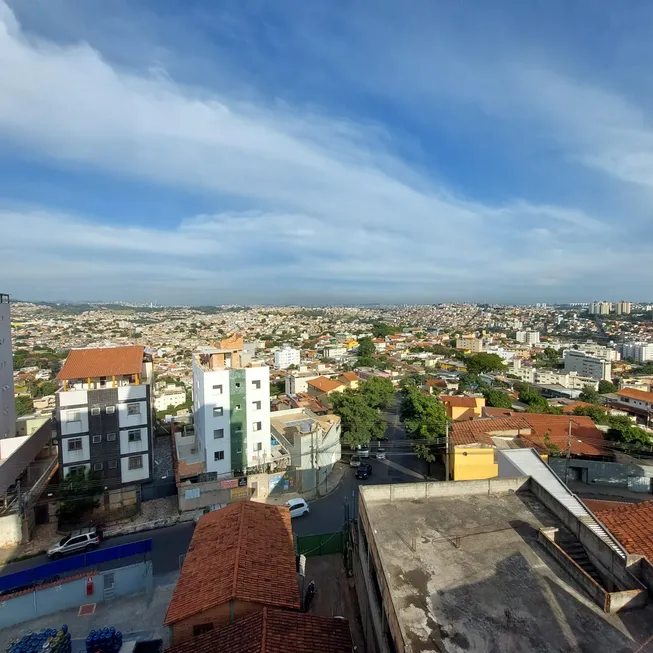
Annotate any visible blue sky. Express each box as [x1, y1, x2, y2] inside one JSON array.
[[1, 0, 653, 305]]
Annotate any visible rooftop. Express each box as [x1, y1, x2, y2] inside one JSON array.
[[57, 345, 144, 380], [165, 608, 352, 653], [360, 480, 653, 652], [438, 395, 480, 408], [618, 387, 653, 403], [164, 502, 300, 626], [306, 376, 344, 393]]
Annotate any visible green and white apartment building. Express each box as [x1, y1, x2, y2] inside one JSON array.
[[192, 335, 271, 476]]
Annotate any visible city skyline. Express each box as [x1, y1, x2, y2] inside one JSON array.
[[2, 1, 653, 303]]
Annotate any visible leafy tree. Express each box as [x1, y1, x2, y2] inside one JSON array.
[[357, 336, 376, 358], [34, 380, 57, 397], [331, 389, 386, 447], [15, 395, 33, 416], [579, 385, 600, 404], [400, 385, 449, 462], [270, 380, 285, 395], [361, 376, 394, 411], [484, 389, 513, 409], [355, 356, 377, 368], [573, 405, 608, 423], [57, 469, 102, 524], [598, 380, 618, 394], [372, 323, 400, 338], [465, 353, 506, 375], [12, 349, 30, 370]]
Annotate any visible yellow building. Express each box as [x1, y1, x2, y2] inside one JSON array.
[[439, 395, 485, 421]]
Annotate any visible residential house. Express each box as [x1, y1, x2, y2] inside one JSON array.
[[613, 388, 653, 422], [165, 608, 352, 653], [439, 395, 485, 421], [306, 376, 345, 399], [164, 501, 301, 645], [337, 371, 360, 389]]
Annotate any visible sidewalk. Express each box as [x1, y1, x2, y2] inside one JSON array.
[[260, 462, 347, 506], [0, 581, 176, 651]]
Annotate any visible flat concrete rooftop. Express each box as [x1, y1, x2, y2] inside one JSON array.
[[361, 484, 653, 652]]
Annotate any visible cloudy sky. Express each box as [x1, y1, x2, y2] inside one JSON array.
[[1, 0, 653, 305]]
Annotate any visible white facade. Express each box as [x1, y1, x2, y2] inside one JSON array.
[[620, 342, 653, 363], [564, 349, 612, 381], [274, 345, 301, 370], [0, 294, 15, 439], [193, 358, 271, 475], [153, 389, 186, 412], [515, 331, 540, 345], [285, 372, 321, 395]]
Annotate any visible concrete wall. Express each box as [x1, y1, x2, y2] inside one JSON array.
[[0, 562, 151, 629], [548, 457, 650, 491], [0, 512, 22, 546], [452, 446, 497, 480]]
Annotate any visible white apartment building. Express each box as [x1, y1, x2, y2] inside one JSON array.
[[193, 335, 271, 476], [620, 342, 653, 363], [589, 301, 611, 315], [615, 301, 632, 315], [153, 386, 187, 412], [274, 345, 301, 370], [564, 349, 612, 381], [55, 346, 153, 486], [0, 293, 15, 439], [510, 366, 598, 390], [285, 370, 321, 395], [577, 344, 620, 362], [456, 337, 484, 353], [516, 331, 540, 345]]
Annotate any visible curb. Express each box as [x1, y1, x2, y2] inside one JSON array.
[[305, 465, 348, 504]]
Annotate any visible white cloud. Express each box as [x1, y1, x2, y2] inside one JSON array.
[[0, 1, 645, 303]]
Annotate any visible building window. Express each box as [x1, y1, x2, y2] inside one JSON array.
[[235, 382, 241, 389], [127, 403, 140, 416], [235, 404, 241, 411], [193, 624, 214, 637], [254, 442, 262, 452], [253, 401, 262, 410], [214, 451, 225, 461], [92, 435, 102, 444], [213, 407, 223, 417], [213, 429, 224, 439], [128, 455, 143, 470], [252, 422, 262, 432], [93, 462, 103, 472], [68, 438, 83, 452], [67, 410, 81, 423], [108, 460, 118, 469], [128, 429, 142, 442], [107, 432, 116, 441], [106, 406, 116, 414], [90, 407, 101, 416], [252, 380, 261, 390], [213, 384, 223, 394], [67, 465, 84, 476]]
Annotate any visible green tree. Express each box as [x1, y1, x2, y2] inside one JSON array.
[[400, 386, 449, 462], [573, 405, 608, 424], [355, 356, 377, 368], [34, 380, 57, 397], [598, 380, 618, 394], [372, 323, 400, 338], [357, 336, 376, 358], [15, 395, 33, 416], [331, 389, 386, 447], [579, 385, 600, 404], [361, 376, 395, 411], [484, 389, 513, 409], [57, 469, 102, 524], [465, 353, 506, 375]]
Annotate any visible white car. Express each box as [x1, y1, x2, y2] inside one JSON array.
[[285, 497, 310, 518], [349, 454, 361, 467], [375, 449, 387, 460]]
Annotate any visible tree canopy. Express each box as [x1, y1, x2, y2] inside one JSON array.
[[400, 384, 449, 462], [361, 376, 394, 411], [598, 380, 618, 394], [372, 323, 401, 338], [15, 395, 33, 417], [57, 469, 102, 524], [331, 389, 386, 447], [357, 336, 376, 358], [483, 389, 513, 409], [465, 353, 506, 375], [573, 406, 652, 446], [579, 385, 600, 404]]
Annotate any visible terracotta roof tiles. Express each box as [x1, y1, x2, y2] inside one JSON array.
[[57, 346, 144, 380], [590, 501, 653, 560], [166, 608, 352, 653], [450, 416, 531, 446], [618, 388, 653, 404], [307, 377, 344, 393], [164, 502, 300, 626], [439, 395, 478, 408]]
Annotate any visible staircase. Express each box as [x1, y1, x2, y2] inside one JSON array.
[[556, 534, 605, 588]]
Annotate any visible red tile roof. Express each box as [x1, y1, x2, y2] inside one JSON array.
[[57, 346, 144, 380], [519, 414, 608, 456], [439, 395, 479, 408], [560, 401, 608, 415], [482, 407, 515, 418], [164, 502, 300, 625], [166, 608, 352, 653], [582, 499, 627, 514], [450, 416, 531, 446], [307, 377, 344, 393], [618, 388, 653, 404], [590, 501, 653, 560], [339, 372, 359, 383]]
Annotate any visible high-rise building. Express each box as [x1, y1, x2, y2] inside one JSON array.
[[455, 337, 484, 353], [589, 301, 611, 315], [620, 342, 653, 363], [515, 331, 540, 346], [192, 334, 271, 475], [563, 349, 612, 381], [55, 346, 154, 486], [615, 301, 632, 315], [274, 344, 301, 370], [0, 293, 16, 439]]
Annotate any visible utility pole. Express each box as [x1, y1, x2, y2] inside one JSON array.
[[564, 419, 572, 485], [444, 422, 450, 482]]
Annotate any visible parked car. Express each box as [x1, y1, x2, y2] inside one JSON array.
[[374, 448, 387, 460], [284, 497, 310, 518], [349, 454, 362, 467], [356, 464, 373, 480], [47, 527, 102, 559], [358, 444, 370, 458]]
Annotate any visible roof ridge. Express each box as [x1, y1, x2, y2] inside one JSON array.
[[233, 502, 247, 599], [260, 607, 268, 653]]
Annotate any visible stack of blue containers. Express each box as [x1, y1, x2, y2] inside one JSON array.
[[5, 625, 72, 653], [85, 627, 123, 653]]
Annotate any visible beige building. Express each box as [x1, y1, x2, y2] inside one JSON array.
[[455, 337, 483, 353]]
